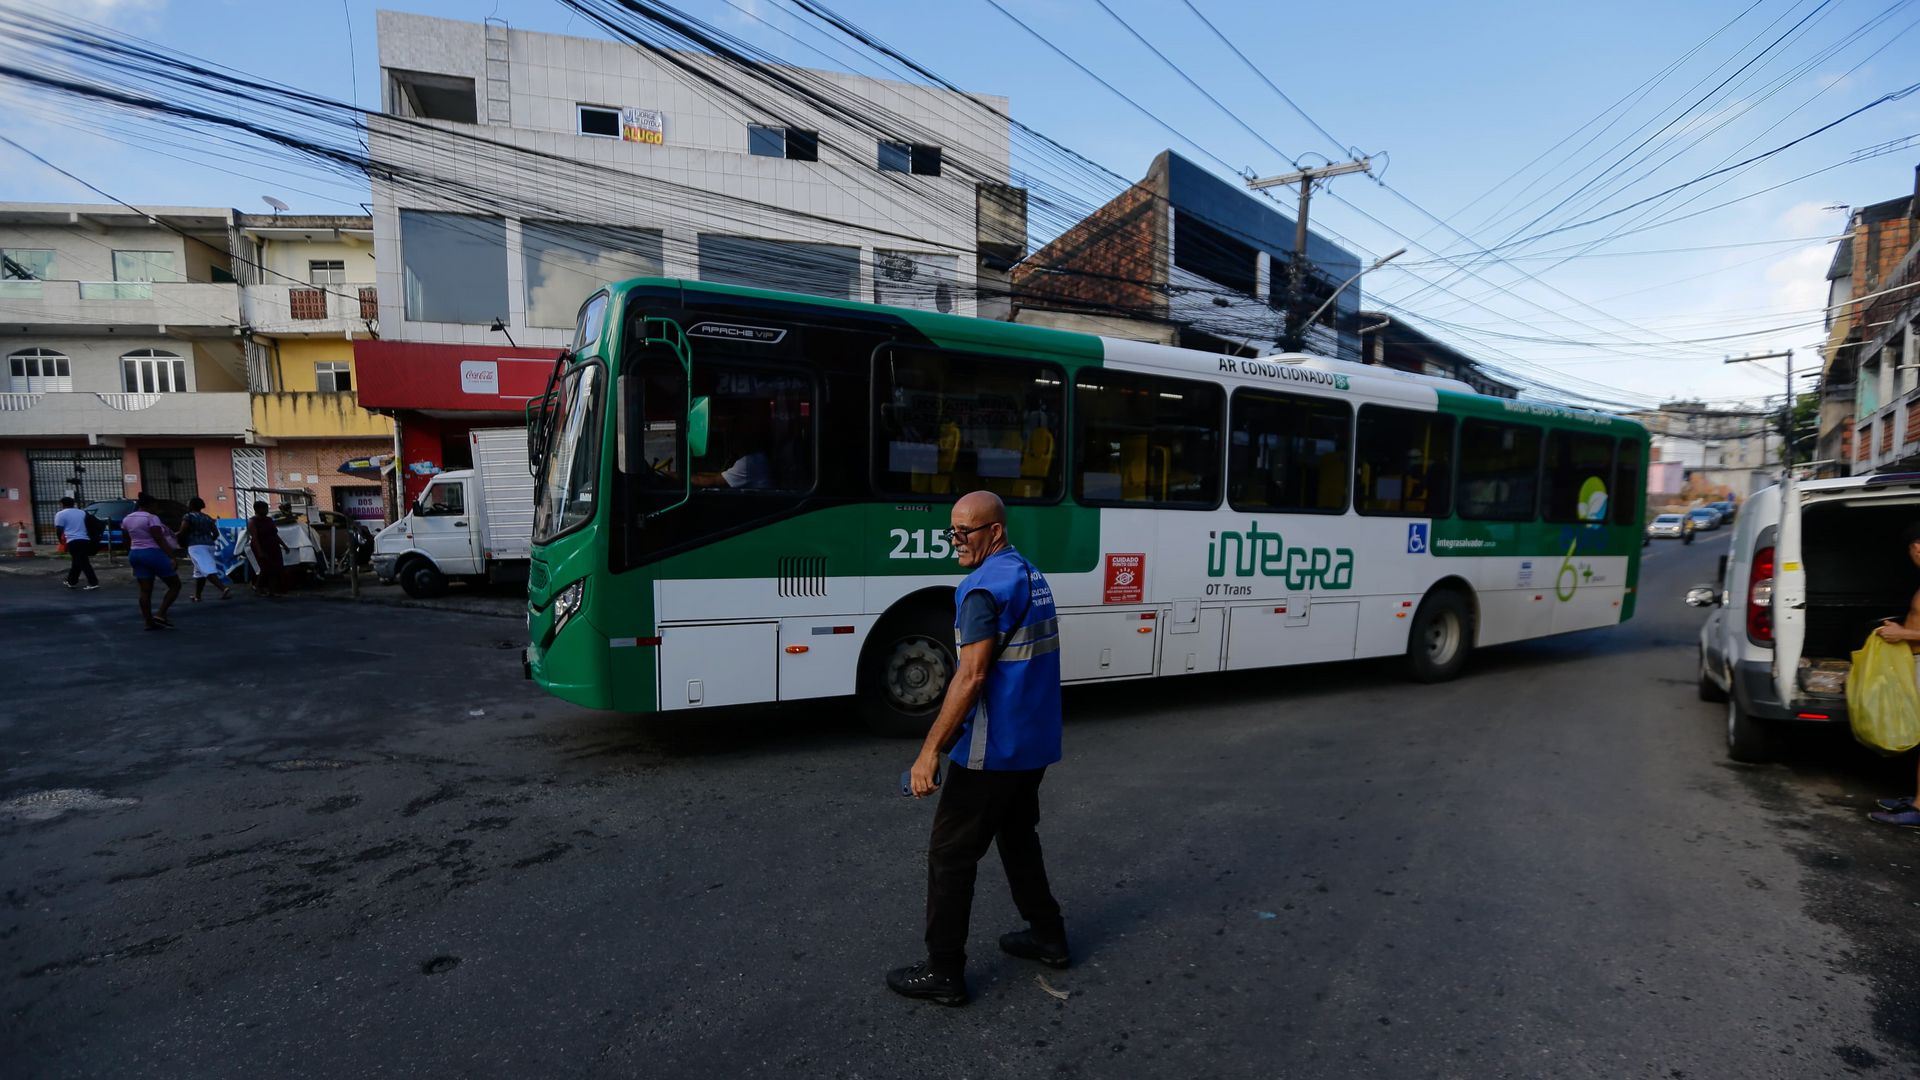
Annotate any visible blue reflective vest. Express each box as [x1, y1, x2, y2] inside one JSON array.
[[949, 547, 1063, 771]]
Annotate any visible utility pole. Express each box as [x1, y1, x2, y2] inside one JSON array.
[[1247, 157, 1370, 352], [1724, 349, 1794, 474]]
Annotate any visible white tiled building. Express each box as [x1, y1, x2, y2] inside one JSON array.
[[368, 11, 1016, 353]]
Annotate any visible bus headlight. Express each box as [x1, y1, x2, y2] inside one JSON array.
[[546, 578, 585, 646]]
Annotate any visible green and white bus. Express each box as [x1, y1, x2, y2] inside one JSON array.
[[525, 278, 1647, 733]]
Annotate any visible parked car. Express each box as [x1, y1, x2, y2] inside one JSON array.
[[1647, 513, 1687, 538], [1690, 473, 1920, 761], [1686, 507, 1721, 531]]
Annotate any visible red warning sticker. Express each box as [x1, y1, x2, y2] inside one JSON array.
[[1103, 552, 1146, 604]]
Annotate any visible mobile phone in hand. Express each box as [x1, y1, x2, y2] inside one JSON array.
[[900, 760, 945, 797]]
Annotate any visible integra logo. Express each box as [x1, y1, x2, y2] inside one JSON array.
[[687, 321, 788, 344], [1207, 520, 1354, 590]]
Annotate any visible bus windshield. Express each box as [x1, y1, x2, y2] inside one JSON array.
[[533, 362, 604, 542]]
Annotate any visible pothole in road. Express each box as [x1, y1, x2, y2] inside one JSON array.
[[421, 955, 461, 975], [0, 788, 140, 822], [263, 759, 359, 772]]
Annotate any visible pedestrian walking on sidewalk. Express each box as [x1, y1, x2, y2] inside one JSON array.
[[887, 490, 1069, 1008], [53, 496, 98, 590], [180, 497, 232, 602], [122, 492, 181, 630], [246, 500, 289, 597]]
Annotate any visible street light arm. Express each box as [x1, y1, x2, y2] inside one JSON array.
[[1300, 249, 1405, 336]]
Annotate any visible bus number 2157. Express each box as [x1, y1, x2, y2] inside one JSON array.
[[887, 528, 953, 560]]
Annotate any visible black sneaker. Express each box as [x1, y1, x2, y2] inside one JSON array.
[[885, 961, 968, 1006], [999, 927, 1070, 969]]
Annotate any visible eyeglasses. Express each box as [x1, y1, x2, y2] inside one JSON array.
[[944, 523, 997, 544]]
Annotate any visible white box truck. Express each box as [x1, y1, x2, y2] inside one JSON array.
[[372, 427, 535, 598]]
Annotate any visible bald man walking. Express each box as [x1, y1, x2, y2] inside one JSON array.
[[888, 491, 1069, 1007]]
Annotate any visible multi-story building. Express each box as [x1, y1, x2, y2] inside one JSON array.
[[234, 213, 395, 525], [1631, 402, 1780, 500], [0, 203, 250, 541], [1011, 150, 1363, 359], [1833, 172, 1919, 474], [355, 11, 1020, 503]]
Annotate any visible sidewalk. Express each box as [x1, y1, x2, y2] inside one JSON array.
[[1, 549, 524, 620]]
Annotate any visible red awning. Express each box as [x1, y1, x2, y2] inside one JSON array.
[[353, 340, 563, 413]]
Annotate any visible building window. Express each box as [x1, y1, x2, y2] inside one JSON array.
[[7, 348, 71, 392], [521, 221, 664, 329], [315, 361, 352, 394], [874, 346, 1064, 502], [387, 68, 477, 123], [1541, 430, 1616, 524], [1074, 370, 1223, 508], [577, 105, 620, 138], [698, 234, 858, 301], [1227, 389, 1351, 513], [121, 348, 188, 394], [309, 260, 346, 285], [748, 124, 818, 161], [878, 141, 941, 176], [1173, 210, 1257, 296], [1457, 419, 1541, 521], [0, 249, 52, 298], [113, 250, 181, 283], [399, 210, 508, 325], [1353, 405, 1453, 517]]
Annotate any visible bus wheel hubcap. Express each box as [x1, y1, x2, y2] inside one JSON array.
[[1425, 611, 1459, 664], [885, 637, 950, 711]]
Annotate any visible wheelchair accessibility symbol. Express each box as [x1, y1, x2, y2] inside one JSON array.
[[1406, 523, 1429, 554]]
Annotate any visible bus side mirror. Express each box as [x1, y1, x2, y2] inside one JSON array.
[[689, 395, 711, 458]]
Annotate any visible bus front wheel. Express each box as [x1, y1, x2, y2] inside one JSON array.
[[1404, 589, 1473, 683], [858, 605, 954, 738]]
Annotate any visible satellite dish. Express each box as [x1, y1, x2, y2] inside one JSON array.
[[261, 195, 290, 214]]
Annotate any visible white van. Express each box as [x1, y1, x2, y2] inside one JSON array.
[[372, 428, 534, 597], [1691, 473, 1920, 760]]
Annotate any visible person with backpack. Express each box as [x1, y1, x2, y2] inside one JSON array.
[[179, 497, 232, 602], [53, 496, 99, 590]]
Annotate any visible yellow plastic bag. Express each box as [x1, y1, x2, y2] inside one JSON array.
[[1846, 633, 1920, 754]]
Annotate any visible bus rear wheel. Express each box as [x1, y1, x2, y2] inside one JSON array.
[[1404, 589, 1472, 683], [858, 605, 954, 738]]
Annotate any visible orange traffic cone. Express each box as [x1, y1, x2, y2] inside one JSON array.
[[13, 522, 35, 558]]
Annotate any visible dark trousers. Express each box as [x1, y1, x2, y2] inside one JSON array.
[[925, 763, 1064, 973], [66, 539, 97, 587]]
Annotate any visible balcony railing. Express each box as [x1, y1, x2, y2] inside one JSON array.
[[242, 282, 377, 334], [0, 279, 241, 329], [0, 390, 250, 436]]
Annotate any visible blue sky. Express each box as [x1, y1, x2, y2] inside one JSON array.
[[4, 0, 1917, 406]]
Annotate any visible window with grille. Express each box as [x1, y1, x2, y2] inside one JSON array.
[[7, 348, 71, 392], [315, 361, 352, 394], [309, 260, 346, 285], [121, 349, 188, 393]]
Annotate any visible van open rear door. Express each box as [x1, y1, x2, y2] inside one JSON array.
[[1772, 473, 1805, 711]]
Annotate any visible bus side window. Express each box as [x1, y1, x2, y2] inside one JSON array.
[[1542, 430, 1616, 523], [1072, 370, 1222, 509], [1352, 405, 1452, 517], [1227, 388, 1351, 514], [872, 346, 1065, 502], [1457, 419, 1542, 522], [1612, 438, 1642, 526]]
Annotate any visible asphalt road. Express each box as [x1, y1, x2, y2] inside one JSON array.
[[5, 534, 1920, 1079]]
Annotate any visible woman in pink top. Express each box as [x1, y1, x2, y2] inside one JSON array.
[[123, 491, 182, 630]]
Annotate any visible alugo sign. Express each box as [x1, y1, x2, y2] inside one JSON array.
[[1206, 520, 1356, 595]]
